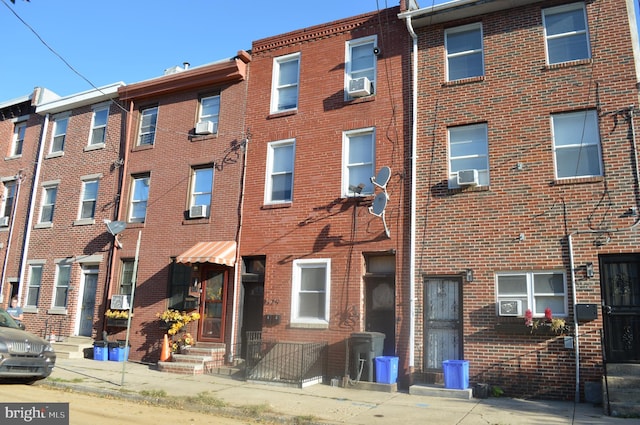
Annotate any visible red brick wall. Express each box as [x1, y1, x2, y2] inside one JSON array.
[[242, 7, 411, 383], [413, 0, 639, 399]]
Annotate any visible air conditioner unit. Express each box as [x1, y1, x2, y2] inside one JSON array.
[[348, 77, 373, 97], [195, 120, 216, 135], [189, 205, 208, 218], [0, 216, 8, 227], [457, 169, 479, 186], [110, 295, 130, 310], [498, 300, 523, 316]]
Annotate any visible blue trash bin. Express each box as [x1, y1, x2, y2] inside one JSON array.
[[93, 341, 108, 361], [442, 360, 469, 389], [375, 356, 399, 384]]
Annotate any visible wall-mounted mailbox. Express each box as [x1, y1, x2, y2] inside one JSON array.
[[264, 314, 281, 326], [576, 304, 598, 321]]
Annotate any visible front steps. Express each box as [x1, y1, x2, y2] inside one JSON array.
[[604, 363, 640, 418], [157, 343, 230, 375], [51, 336, 94, 359]]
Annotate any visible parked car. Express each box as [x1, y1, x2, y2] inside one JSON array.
[[0, 307, 56, 384]]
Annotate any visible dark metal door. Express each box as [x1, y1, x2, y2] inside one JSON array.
[[600, 254, 640, 363], [365, 277, 396, 356], [424, 277, 462, 370], [241, 282, 264, 359]]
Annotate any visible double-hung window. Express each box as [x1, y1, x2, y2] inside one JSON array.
[[11, 121, 26, 157], [26, 263, 43, 307], [138, 107, 158, 146], [1, 180, 16, 226], [50, 114, 69, 154], [53, 262, 71, 308], [189, 167, 213, 218], [271, 53, 300, 113], [543, 2, 590, 65], [291, 259, 331, 326], [89, 105, 109, 146], [343, 129, 375, 197], [119, 260, 134, 296], [39, 183, 58, 224], [79, 177, 100, 220], [265, 139, 294, 204], [448, 123, 489, 188], [552, 110, 601, 179], [198, 95, 220, 134], [445, 23, 484, 81], [496, 272, 567, 317], [129, 174, 150, 222], [346, 36, 377, 98]]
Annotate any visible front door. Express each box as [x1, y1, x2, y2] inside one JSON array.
[[424, 277, 462, 370], [365, 277, 396, 356], [600, 254, 640, 363], [78, 266, 98, 337], [198, 267, 228, 342]]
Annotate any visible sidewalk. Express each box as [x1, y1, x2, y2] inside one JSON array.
[[43, 357, 639, 425]]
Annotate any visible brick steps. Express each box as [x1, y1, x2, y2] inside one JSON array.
[[157, 343, 227, 375]]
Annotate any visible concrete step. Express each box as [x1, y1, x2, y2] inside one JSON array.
[[51, 337, 93, 359], [604, 364, 640, 418], [171, 353, 213, 364], [409, 384, 473, 400], [157, 361, 204, 375]]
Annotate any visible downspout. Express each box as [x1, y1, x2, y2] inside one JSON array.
[[567, 233, 580, 403], [16, 113, 49, 305], [405, 15, 418, 369]]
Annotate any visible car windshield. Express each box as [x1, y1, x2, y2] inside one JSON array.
[[0, 308, 21, 329]]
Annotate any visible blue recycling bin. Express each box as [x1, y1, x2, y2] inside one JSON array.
[[375, 356, 398, 384], [442, 360, 469, 389], [108, 341, 130, 362], [93, 341, 108, 361]]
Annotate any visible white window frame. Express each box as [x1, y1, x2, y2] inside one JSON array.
[[551, 110, 602, 179], [291, 258, 331, 327], [138, 106, 158, 146], [198, 95, 220, 134], [270, 53, 300, 113], [50, 113, 70, 154], [78, 176, 100, 220], [445, 22, 484, 81], [496, 271, 568, 317], [542, 2, 591, 65], [52, 261, 72, 310], [265, 139, 295, 204], [190, 167, 214, 215], [448, 123, 489, 188], [39, 182, 58, 225], [11, 120, 26, 157], [25, 262, 44, 308], [119, 260, 134, 296], [345, 36, 377, 99], [129, 174, 150, 223], [88, 104, 109, 146], [1, 179, 16, 221], [342, 128, 375, 197]]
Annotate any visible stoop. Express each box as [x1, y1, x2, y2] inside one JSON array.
[[409, 383, 473, 400]]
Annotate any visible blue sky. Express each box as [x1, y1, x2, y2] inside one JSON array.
[[2, 1, 639, 101], [0, 0, 396, 100]]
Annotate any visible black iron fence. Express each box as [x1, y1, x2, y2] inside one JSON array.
[[245, 339, 328, 387]]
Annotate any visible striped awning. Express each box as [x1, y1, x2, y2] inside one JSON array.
[[175, 241, 237, 267]]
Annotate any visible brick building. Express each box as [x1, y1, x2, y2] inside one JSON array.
[[400, 0, 640, 399], [114, 53, 250, 362], [240, 6, 411, 385]]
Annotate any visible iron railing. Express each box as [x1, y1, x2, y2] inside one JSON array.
[[245, 339, 328, 387]]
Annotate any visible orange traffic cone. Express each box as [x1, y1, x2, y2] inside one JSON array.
[[160, 334, 171, 362]]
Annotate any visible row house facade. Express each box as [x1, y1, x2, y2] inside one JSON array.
[[401, 0, 640, 400], [1, 0, 639, 401]]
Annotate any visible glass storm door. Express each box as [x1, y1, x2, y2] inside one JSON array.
[[198, 268, 227, 342]]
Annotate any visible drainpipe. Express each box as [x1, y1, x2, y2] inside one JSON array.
[[405, 15, 418, 369], [567, 233, 580, 402]]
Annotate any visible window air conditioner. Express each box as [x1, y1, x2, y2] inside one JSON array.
[[348, 77, 373, 97], [195, 120, 216, 135], [498, 300, 522, 316], [189, 205, 207, 218], [110, 294, 130, 310], [0, 216, 8, 227], [457, 169, 479, 186]]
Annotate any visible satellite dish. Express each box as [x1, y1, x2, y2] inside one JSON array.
[[371, 166, 391, 190], [105, 220, 127, 236], [369, 193, 388, 217]]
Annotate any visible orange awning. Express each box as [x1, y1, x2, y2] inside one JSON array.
[[175, 241, 237, 267]]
